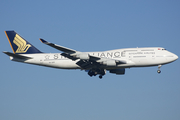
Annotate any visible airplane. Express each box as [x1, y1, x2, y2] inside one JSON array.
[[3, 31, 178, 79]]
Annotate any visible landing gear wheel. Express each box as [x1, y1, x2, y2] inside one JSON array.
[[88, 70, 96, 77], [157, 70, 161, 74], [99, 75, 103, 79], [88, 71, 93, 77]]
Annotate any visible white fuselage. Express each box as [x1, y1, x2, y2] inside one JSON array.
[[10, 47, 178, 70]]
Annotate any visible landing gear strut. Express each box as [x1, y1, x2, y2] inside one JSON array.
[[157, 65, 162, 74], [98, 69, 106, 79]]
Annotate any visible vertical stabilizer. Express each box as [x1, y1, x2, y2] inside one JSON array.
[[5, 31, 42, 54]]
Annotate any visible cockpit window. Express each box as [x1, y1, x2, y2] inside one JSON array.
[[162, 49, 167, 50]]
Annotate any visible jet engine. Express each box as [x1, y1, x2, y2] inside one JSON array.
[[76, 53, 89, 60], [103, 60, 117, 66], [109, 69, 125, 75]]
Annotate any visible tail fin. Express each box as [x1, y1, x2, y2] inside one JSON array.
[[5, 31, 42, 54]]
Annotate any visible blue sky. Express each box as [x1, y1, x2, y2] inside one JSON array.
[[1, 0, 180, 120]]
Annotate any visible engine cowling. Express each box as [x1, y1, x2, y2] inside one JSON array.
[[109, 69, 125, 75], [103, 60, 117, 66], [77, 53, 89, 60]]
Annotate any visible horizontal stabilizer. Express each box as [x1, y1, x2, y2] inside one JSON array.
[[3, 51, 32, 59], [39, 38, 77, 53]]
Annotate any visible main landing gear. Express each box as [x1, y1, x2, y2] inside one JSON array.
[[157, 65, 162, 74], [88, 69, 106, 79]]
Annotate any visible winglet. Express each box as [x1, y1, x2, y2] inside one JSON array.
[[39, 38, 48, 44]]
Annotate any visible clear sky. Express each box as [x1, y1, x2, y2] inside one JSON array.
[[1, 0, 180, 120]]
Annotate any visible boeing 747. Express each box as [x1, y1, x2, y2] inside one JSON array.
[[3, 31, 178, 78]]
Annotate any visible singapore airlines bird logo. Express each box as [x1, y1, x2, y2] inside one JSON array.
[[13, 34, 31, 53]]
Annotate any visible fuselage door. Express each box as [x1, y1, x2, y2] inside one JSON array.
[[121, 51, 126, 57]]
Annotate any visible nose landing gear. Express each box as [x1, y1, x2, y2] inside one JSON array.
[[157, 65, 162, 74]]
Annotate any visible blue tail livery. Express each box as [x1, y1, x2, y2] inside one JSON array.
[[5, 31, 42, 54]]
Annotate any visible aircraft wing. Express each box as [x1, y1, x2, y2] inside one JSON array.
[[40, 39, 126, 69], [40, 39, 77, 54]]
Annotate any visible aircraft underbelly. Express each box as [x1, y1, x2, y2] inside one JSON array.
[[11, 57, 80, 69]]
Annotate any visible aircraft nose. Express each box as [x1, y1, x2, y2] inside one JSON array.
[[174, 54, 178, 60], [171, 53, 178, 61], [166, 52, 178, 62]]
